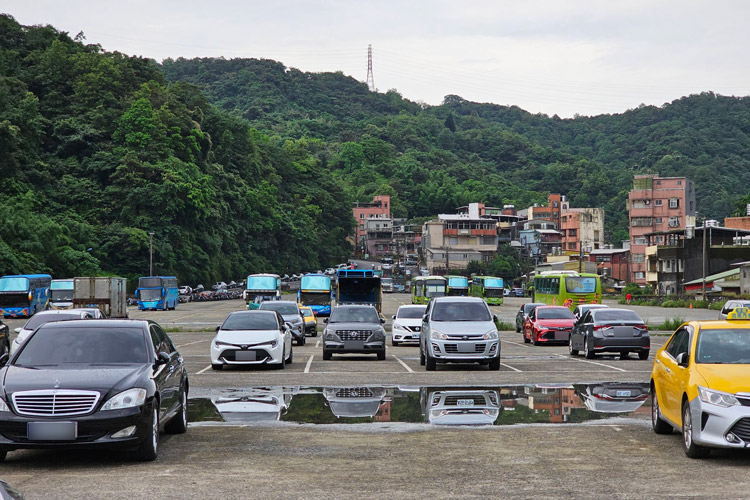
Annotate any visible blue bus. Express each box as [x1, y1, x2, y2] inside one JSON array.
[[0, 274, 52, 317], [245, 274, 281, 310], [298, 273, 333, 316], [135, 276, 179, 311]]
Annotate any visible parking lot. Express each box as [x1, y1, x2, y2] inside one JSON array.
[[2, 295, 749, 499]]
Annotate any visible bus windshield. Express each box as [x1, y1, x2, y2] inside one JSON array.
[[138, 277, 163, 288], [566, 277, 597, 294], [448, 277, 468, 288], [0, 277, 29, 292], [247, 276, 278, 290], [301, 275, 331, 291], [484, 278, 503, 288]]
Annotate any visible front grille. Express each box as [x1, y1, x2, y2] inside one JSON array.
[[12, 390, 100, 416], [335, 388, 373, 398], [444, 395, 485, 406], [443, 343, 485, 353], [337, 330, 371, 341], [738, 397, 750, 407], [729, 418, 750, 441], [220, 349, 270, 362], [404, 326, 421, 333]]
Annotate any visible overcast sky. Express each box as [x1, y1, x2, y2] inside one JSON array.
[[4, 1, 749, 117]]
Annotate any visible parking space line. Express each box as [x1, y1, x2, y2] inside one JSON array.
[[392, 355, 414, 373], [315, 339, 320, 348], [500, 363, 522, 372], [176, 339, 209, 348], [195, 365, 212, 374], [304, 354, 314, 373], [502, 339, 531, 347], [559, 355, 628, 372]]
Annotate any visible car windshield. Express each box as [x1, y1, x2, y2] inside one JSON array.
[[398, 307, 426, 319], [302, 309, 314, 318], [594, 310, 642, 322], [23, 312, 86, 331], [139, 289, 162, 301], [15, 326, 149, 365], [696, 329, 750, 364], [329, 307, 380, 323], [222, 313, 278, 330], [537, 308, 575, 320], [432, 301, 491, 322], [260, 302, 298, 315]]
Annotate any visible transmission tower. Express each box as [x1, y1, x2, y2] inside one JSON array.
[[366, 44, 375, 92]]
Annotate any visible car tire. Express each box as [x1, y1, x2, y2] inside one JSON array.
[[311, 330, 318, 337], [0, 449, 6, 462], [651, 389, 672, 435], [377, 350, 386, 361], [584, 338, 596, 359], [682, 400, 710, 458], [277, 348, 286, 369], [133, 403, 159, 462], [531, 334, 537, 346], [287, 345, 293, 364], [425, 352, 436, 371], [211, 363, 222, 370], [165, 389, 188, 434], [488, 356, 501, 371], [322, 350, 332, 361], [297, 336, 305, 346], [620, 351, 629, 360], [392, 340, 399, 347], [419, 348, 425, 366], [523, 333, 530, 344], [638, 350, 650, 360], [568, 339, 579, 356]]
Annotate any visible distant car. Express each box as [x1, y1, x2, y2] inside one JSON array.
[[325, 268, 336, 275], [212, 282, 227, 290], [210, 310, 293, 370], [322, 305, 386, 360], [504, 288, 510, 297], [511, 288, 524, 297], [524, 306, 576, 345], [391, 305, 427, 346], [569, 308, 649, 359], [515, 303, 545, 333], [259, 300, 306, 345], [572, 303, 609, 319], [178, 286, 192, 296], [11, 309, 97, 354], [718, 300, 750, 320], [299, 306, 318, 336], [381, 257, 394, 264]]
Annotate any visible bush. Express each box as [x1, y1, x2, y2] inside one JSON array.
[[708, 301, 724, 310], [652, 317, 685, 331]]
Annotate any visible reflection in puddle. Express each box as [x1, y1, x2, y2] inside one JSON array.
[[188, 382, 651, 426]]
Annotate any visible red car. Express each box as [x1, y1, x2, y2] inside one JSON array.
[[524, 306, 576, 345]]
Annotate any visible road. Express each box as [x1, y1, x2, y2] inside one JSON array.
[[2, 296, 748, 499]]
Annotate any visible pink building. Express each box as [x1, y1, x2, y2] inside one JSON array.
[[353, 195, 391, 255], [627, 175, 696, 284]]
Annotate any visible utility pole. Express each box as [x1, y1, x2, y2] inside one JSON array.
[[701, 220, 707, 300], [578, 242, 583, 273], [149, 232, 155, 276], [366, 44, 375, 92]]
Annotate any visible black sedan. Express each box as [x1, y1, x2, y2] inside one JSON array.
[[515, 303, 545, 333], [569, 308, 650, 360], [0, 319, 188, 462]]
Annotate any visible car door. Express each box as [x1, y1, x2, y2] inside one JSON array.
[[150, 324, 180, 418], [277, 312, 291, 358], [516, 306, 524, 331], [571, 311, 588, 349], [524, 309, 536, 341], [655, 327, 691, 425], [421, 300, 433, 355]]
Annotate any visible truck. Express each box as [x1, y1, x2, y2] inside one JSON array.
[[336, 269, 382, 313], [73, 277, 128, 318]]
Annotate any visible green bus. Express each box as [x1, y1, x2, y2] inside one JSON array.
[[470, 276, 504, 305], [532, 271, 601, 311], [411, 276, 447, 304], [445, 275, 469, 296]]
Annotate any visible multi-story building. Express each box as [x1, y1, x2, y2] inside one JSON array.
[[364, 217, 394, 258], [588, 247, 630, 282], [559, 197, 605, 255], [457, 203, 525, 245], [627, 175, 696, 284], [528, 194, 562, 226], [353, 195, 391, 256]]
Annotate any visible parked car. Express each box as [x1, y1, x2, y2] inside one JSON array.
[[420, 296, 500, 371], [259, 300, 306, 345], [210, 310, 293, 370], [504, 288, 510, 297], [524, 306, 576, 346], [391, 304, 427, 346], [572, 303, 609, 319], [718, 299, 750, 320], [421, 389, 500, 425], [569, 308, 649, 359], [299, 306, 318, 336], [0, 319, 188, 462], [0, 319, 8, 361], [511, 288, 525, 297], [515, 303, 545, 333], [212, 282, 228, 290], [322, 305, 386, 360], [651, 307, 750, 458], [576, 382, 650, 413], [11, 309, 97, 354]]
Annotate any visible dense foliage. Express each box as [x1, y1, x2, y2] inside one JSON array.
[[0, 15, 353, 285]]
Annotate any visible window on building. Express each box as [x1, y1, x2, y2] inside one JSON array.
[[634, 237, 647, 246], [677, 180, 682, 185], [654, 218, 662, 224], [568, 242, 577, 250], [633, 254, 645, 263], [669, 198, 679, 208], [630, 217, 653, 227], [655, 199, 663, 206], [635, 272, 645, 279], [360, 214, 364, 219], [360, 224, 364, 230], [668, 216, 681, 228]]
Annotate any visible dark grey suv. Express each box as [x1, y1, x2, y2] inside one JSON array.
[[322, 305, 386, 360]]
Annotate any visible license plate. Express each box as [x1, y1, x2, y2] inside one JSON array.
[[235, 350, 257, 361], [615, 390, 632, 397], [28, 421, 77, 441], [458, 343, 475, 353], [554, 331, 569, 341], [457, 399, 474, 407]]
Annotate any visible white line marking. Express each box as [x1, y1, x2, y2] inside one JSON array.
[[558, 354, 628, 372], [502, 339, 531, 347], [304, 354, 314, 373], [500, 363, 522, 372], [176, 339, 209, 348], [315, 339, 321, 348], [195, 365, 212, 374], [392, 355, 414, 373]]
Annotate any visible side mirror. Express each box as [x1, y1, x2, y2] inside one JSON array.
[[676, 352, 689, 367], [285, 322, 294, 330], [215, 326, 221, 332], [323, 318, 328, 323], [380, 317, 386, 324], [155, 351, 170, 366], [392, 315, 396, 320], [134, 289, 139, 298], [422, 314, 429, 322], [15, 327, 21, 334], [493, 314, 499, 323]]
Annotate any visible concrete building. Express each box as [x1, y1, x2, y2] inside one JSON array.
[[364, 217, 394, 258], [519, 228, 562, 265], [588, 247, 630, 282], [628, 175, 696, 284], [560, 206, 605, 255], [737, 261, 750, 295], [353, 195, 391, 256]]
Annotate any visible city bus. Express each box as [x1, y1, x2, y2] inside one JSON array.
[[49, 278, 75, 310], [470, 276, 505, 305], [411, 276, 447, 304], [245, 274, 281, 310], [135, 276, 179, 311], [298, 273, 333, 316], [532, 271, 601, 311], [0, 274, 52, 317], [445, 275, 470, 296]]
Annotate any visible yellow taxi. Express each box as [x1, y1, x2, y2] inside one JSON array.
[[650, 307, 750, 458], [299, 306, 318, 337]]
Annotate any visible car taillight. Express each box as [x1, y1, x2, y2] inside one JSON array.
[[635, 325, 648, 331], [593, 325, 612, 331]]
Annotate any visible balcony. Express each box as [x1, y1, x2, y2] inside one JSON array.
[[443, 228, 496, 237]]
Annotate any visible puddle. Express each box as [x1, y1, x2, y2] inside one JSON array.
[[188, 383, 651, 426]]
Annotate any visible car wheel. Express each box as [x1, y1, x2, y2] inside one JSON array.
[[638, 350, 650, 360], [392, 340, 399, 347], [584, 337, 595, 359], [620, 351, 629, 360], [682, 400, 710, 458], [377, 350, 386, 361], [133, 403, 159, 461], [278, 348, 286, 369], [488, 356, 500, 371], [523, 332, 530, 344], [287, 345, 293, 364], [165, 389, 188, 434], [531, 333, 537, 346], [425, 351, 436, 371], [311, 330, 318, 337], [322, 350, 332, 361], [211, 363, 222, 370], [0, 449, 6, 462], [651, 389, 672, 435], [297, 336, 305, 346], [568, 339, 579, 356], [419, 348, 425, 366]]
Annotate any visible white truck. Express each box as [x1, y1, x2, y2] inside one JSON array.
[[72, 277, 128, 318]]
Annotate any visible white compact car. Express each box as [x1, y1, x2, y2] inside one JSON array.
[[11, 309, 97, 354], [211, 310, 293, 370], [391, 304, 427, 346]]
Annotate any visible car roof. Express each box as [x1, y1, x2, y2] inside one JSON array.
[[688, 319, 750, 331], [398, 304, 426, 309], [334, 304, 377, 310], [536, 305, 570, 310], [36, 319, 150, 329], [431, 296, 486, 303]]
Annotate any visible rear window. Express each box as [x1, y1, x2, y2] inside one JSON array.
[[593, 310, 643, 322], [15, 326, 149, 365], [260, 302, 298, 315], [397, 306, 426, 319], [537, 308, 575, 320], [23, 312, 87, 331], [565, 277, 596, 294], [222, 312, 278, 330], [432, 301, 491, 322]]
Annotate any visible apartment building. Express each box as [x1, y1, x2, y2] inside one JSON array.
[[353, 195, 391, 256]]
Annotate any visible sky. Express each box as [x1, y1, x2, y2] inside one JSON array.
[[4, 0, 750, 117]]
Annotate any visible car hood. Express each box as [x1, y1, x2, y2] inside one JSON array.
[[694, 364, 750, 394], [2, 364, 150, 398], [394, 318, 422, 328], [534, 319, 575, 328], [215, 330, 280, 344], [429, 321, 496, 336], [327, 322, 379, 331]]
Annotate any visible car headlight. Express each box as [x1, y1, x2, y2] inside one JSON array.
[[698, 386, 740, 408], [393, 323, 407, 331], [430, 329, 447, 340], [325, 331, 340, 341], [0, 398, 9, 412], [101, 388, 147, 411], [214, 339, 235, 348], [483, 330, 499, 340]]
